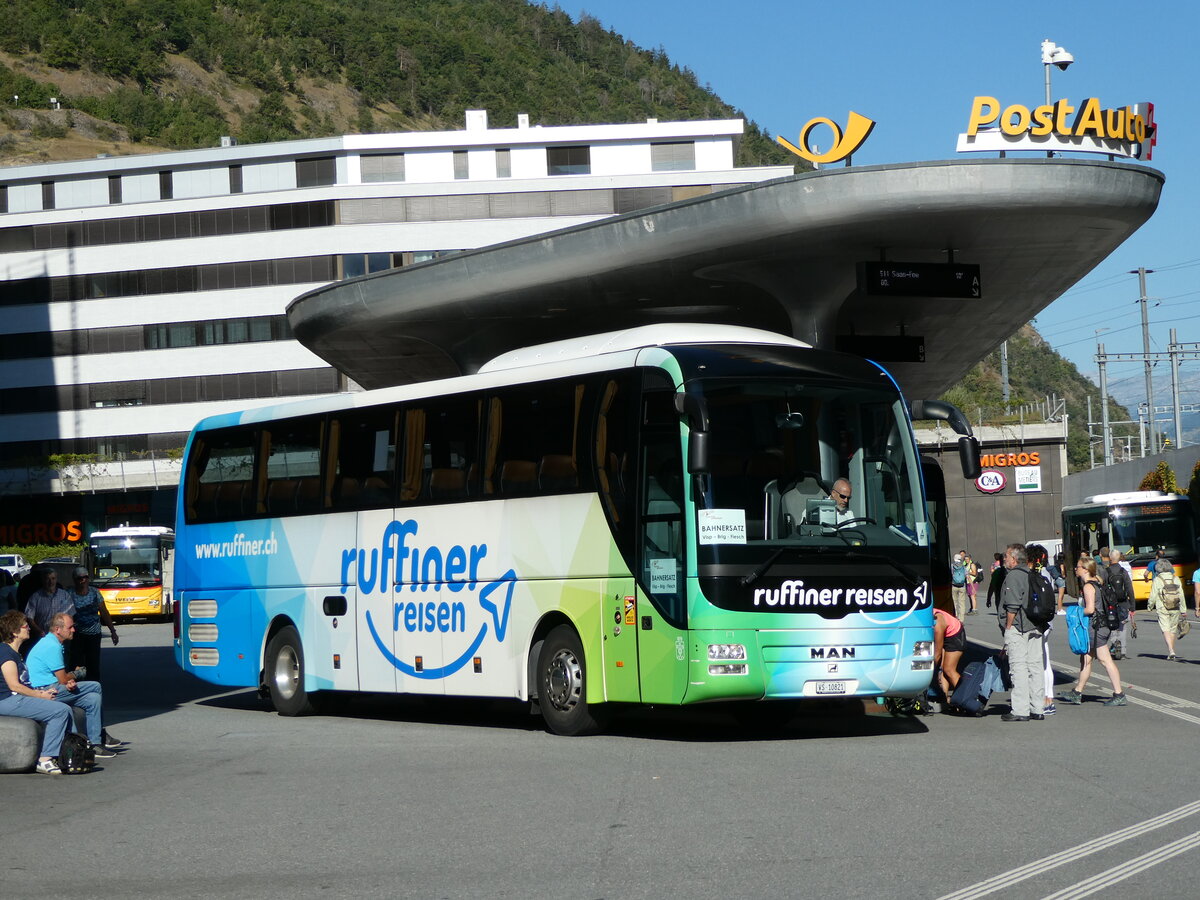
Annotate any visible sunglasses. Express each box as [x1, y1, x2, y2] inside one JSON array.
[[834, 490, 851, 500]]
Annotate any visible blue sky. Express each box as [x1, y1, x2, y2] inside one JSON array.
[[568, 1, 1200, 410]]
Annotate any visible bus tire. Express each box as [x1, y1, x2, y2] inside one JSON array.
[[265, 625, 316, 716], [537, 625, 604, 736]]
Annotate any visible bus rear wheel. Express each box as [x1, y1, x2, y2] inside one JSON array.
[[265, 625, 316, 716], [537, 625, 604, 736]]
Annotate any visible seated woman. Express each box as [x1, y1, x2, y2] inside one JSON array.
[[0, 609, 73, 775]]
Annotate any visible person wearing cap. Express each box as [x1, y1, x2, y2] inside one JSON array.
[[68, 565, 118, 683]]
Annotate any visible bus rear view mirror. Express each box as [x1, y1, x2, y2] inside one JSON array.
[[959, 436, 981, 480]]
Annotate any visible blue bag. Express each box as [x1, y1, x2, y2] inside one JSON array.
[[1066, 604, 1091, 655]]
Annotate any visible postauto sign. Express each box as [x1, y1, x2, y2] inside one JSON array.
[[959, 95, 1156, 159]]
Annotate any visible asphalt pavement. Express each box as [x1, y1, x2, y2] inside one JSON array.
[[4, 614, 1199, 899]]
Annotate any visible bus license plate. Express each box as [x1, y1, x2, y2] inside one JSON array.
[[816, 680, 848, 695]]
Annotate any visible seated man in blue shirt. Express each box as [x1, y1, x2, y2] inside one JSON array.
[[25, 612, 122, 757]]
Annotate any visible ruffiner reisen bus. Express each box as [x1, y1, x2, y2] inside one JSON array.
[[174, 324, 980, 734]]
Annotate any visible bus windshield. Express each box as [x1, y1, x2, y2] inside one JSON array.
[[91, 536, 163, 584], [690, 377, 927, 565], [1108, 501, 1197, 564]]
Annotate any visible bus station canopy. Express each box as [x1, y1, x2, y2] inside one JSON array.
[[288, 157, 1163, 401]]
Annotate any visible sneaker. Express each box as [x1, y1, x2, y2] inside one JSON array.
[[101, 731, 128, 749], [90, 744, 117, 759], [1029, 714, 1045, 720], [34, 758, 62, 775], [1042, 703, 1057, 715], [1103, 693, 1128, 706], [1167, 655, 1177, 661], [1056, 689, 1083, 705], [1001, 713, 1030, 722]]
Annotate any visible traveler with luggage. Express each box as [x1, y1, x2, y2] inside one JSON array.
[[998, 544, 1049, 722], [1057, 556, 1126, 707]]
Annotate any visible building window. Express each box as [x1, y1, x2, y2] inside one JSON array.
[[229, 165, 243, 194], [157, 171, 173, 200], [361, 154, 405, 183], [296, 156, 336, 188], [547, 146, 590, 176], [108, 176, 122, 204], [42, 182, 55, 210], [453, 151, 469, 180], [651, 142, 696, 172], [495, 149, 511, 178]]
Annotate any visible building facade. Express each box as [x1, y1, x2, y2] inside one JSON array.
[[0, 111, 791, 539], [918, 422, 1070, 567]]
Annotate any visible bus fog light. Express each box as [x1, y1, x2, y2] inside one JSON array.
[[708, 643, 746, 661], [912, 660, 934, 671], [913, 641, 933, 657], [709, 663, 748, 675]]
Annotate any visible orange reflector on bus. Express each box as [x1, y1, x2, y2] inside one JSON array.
[[473, 657, 482, 673], [616, 661, 624, 667], [333, 654, 341, 670], [415, 656, 423, 672]]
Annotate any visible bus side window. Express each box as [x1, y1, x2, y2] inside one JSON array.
[[187, 426, 258, 523], [264, 416, 324, 517], [330, 407, 398, 511], [484, 379, 588, 498], [595, 374, 635, 562], [406, 394, 480, 504]]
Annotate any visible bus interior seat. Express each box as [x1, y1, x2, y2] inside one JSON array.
[[539, 454, 578, 491], [428, 468, 467, 501], [362, 475, 391, 505], [499, 460, 537, 495], [779, 472, 830, 531], [334, 476, 361, 508], [195, 482, 219, 520], [267, 479, 298, 516], [295, 477, 322, 512]]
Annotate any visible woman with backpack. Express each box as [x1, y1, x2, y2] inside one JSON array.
[[1147, 559, 1188, 661], [1057, 556, 1126, 707], [964, 553, 980, 615]]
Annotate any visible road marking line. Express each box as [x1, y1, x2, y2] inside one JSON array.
[[1038, 829, 1200, 900], [933, 800, 1200, 900]]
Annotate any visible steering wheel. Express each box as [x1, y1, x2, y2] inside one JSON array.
[[837, 517, 876, 528]]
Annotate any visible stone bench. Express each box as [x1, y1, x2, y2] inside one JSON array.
[[0, 708, 88, 773]]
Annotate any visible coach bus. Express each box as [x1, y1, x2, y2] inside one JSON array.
[[1062, 491, 1199, 603], [174, 325, 980, 734], [87, 525, 176, 619]]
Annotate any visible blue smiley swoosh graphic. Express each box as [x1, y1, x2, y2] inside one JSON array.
[[365, 570, 516, 679]]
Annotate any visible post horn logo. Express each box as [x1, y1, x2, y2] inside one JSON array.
[[777, 111, 876, 164]]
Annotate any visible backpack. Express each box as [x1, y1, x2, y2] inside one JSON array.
[[57, 732, 94, 774], [952, 562, 967, 586], [1065, 604, 1092, 655], [1097, 577, 1130, 630], [1105, 564, 1132, 606], [1024, 569, 1056, 628], [1160, 577, 1183, 611]]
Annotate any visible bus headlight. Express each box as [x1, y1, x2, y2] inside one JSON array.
[[708, 643, 747, 661], [913, 641, 933, 658]]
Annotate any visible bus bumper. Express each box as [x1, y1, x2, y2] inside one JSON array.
[[684, 626, 934, 703]]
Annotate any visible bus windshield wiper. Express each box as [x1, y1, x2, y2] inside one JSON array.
[[740, 545, 831, 587]]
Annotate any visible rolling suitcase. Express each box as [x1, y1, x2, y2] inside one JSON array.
[[950, 657, 1001, 715]]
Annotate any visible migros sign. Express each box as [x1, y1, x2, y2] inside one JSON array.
[[978, 451, 1041, 468], [967, 96, 1152, 144]]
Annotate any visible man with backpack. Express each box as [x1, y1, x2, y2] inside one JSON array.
[[998, 543, 1049, 722], [1106, 550, 1136, 659], [950, 552, 969, 620]]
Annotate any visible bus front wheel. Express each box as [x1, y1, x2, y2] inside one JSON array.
[[265, 625, 316, 716], [537, 625, 604, 736]]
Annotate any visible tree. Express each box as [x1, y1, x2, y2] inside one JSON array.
[[1138, 460, 1179, 493]]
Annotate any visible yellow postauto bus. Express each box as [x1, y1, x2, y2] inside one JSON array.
[[87, 526, 176, 619]]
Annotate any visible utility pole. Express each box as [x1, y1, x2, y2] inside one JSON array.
[[1171, 328, 1182, 449], [1098, 342, 1113, 465], [1132, 266, 1156, 453], [1000, 341, 1010, 406]]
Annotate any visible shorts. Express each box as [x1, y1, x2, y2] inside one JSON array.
[[1092, 624, 1112, 647], [944, 629, 966, 653]]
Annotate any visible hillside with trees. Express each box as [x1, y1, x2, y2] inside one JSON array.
[[0, 0, 790, 166], [942, 324, 1134, 473]]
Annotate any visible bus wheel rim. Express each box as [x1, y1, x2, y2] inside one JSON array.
[[546, 648, 582, 712], [274, 645, 300, 701]]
